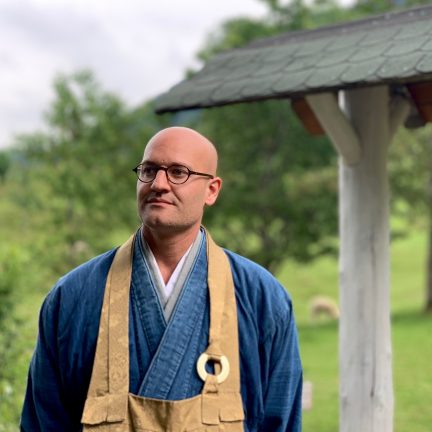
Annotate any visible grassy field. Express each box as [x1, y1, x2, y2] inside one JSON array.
[[279, 230, 432, 432], [1, 229, 431, 431]]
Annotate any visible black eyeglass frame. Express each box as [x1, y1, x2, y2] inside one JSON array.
[[133, 163, 214, 185]]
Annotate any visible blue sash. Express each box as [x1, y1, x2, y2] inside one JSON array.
[[130, 232, 209, 400]]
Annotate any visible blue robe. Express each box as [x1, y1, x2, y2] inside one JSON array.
[[21, 231, 302, 431]]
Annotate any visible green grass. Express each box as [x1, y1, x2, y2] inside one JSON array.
[[277, 229, 432, 431], [393, 312, 432, 432]]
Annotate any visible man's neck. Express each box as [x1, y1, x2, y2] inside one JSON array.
[[142, 226, 200, 283]]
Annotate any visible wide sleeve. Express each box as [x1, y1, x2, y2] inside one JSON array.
[[260, 304, 303, 432], [20, 286, 83, 432]]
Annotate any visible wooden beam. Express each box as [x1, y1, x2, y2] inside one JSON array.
[[291, 98, 325, 136], [306, 92, 362, 166], [338, 86, 393, 432], [407, 81, 432, 123]]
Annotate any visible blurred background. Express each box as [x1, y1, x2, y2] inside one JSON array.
[[1, 0, 431, 430]]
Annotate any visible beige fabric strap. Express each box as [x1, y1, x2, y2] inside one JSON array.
[[199, 233, 241, 395], [85, 235, 134, 399], [82, 229, 243, 430]]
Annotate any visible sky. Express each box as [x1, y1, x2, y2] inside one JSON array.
[[0, 0, 353, 149]]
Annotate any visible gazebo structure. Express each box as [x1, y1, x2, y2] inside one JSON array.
[[154, 6, 432, 432]]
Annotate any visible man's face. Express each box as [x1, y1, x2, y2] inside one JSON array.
[[136, 129, 221, 236]]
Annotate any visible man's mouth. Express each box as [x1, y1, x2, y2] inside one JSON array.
[[146, 198, 173, 205]]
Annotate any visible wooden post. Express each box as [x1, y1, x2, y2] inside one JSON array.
[[338, 86, 393, 432]]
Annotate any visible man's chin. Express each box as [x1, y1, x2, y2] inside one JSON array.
[[141, 218, 197, 236], [142, 217, 177, 232]]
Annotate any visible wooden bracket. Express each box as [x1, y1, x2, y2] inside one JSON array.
[[407, 81, 432, 123], [291, 98, 325, 136], [306, 92, 362, 166]]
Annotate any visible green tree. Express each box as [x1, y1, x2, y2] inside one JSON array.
[[0, 245, 28, 426], [201, 101, 338, 271], [0, 151, 10, 182], [17, 70, 165, 274], [389, 126, 432, 312]]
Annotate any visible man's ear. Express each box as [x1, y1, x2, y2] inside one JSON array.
[[205, 177, 222, 206]]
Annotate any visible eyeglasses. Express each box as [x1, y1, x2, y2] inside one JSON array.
[[133, 163, 214, 185]]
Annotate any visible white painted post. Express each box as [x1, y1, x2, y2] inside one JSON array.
[[338, 86, 393, 432]]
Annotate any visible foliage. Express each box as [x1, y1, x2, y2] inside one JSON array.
[[200, 101, 338, 270], [351, 0, 432, 16], [389, 125, 432, 312], [15, 70, 166, 274], [0, 245, 29, 427], [0, 151, 10, 182], [389, 126, 432, 220]]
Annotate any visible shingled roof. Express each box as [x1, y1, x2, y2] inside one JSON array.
[[155, 5, 432, 113]]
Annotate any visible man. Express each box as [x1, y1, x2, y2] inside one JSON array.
[[21, 127, 302, 431]]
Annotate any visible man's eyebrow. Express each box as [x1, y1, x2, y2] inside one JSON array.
[[142, 160, 191, 168]]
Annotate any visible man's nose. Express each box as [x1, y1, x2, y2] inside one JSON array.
[[150, 169, 170, 190]]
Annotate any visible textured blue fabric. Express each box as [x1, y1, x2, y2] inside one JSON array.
[[21, 232, 302, 431]]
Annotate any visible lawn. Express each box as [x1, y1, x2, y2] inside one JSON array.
[[278, 229, 432, 431]]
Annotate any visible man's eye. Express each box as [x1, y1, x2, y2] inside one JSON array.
[[142, 166, 157, 175], [169, 167, 188, 177]]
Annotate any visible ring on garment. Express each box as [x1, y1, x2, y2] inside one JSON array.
[[196, 353, 230, 384]]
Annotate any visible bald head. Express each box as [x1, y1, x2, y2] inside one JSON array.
[[143, 127, 218, 175], [136, 126, 222, 240]]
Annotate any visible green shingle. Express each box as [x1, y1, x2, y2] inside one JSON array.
[[325, 32, 365, 52], [242, 75, 283, 98], [272, 70, 313, 93], [210, 80, 246, 103], [224, 61, 260, 80], [394, 19, 432, 40], [284, 55, 323, 73], [181, 85, 217, 106], [306, 63, 348, 88], [421, 39, 432, 52], [224, 49, 262, 68], [297, 38, 334, 55], [260, 45, 299, 63], [359, 28, 399, 46], [316, 49, 352, 67], [378, 51, 424, 78], [416, 53, 432, 73], [385, 35, 431, 56], [349, 41, 392, 62], [251, 59, 292, 77], [341, 58, 384, 83]]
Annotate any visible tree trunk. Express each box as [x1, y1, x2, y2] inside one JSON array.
[[425, 172, 432, 313]]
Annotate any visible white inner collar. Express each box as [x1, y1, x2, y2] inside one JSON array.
[[147, 244, 193, 298]]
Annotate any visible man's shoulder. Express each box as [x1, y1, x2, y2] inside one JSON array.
[[45, 248, 118, 310], [223, 249, 292, 321], [224, 249, 286, 290], [59, 248, 118, 286], [223, 249, 276, 281]]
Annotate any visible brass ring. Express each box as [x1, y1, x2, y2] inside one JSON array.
[[196, 353, 230, 384]]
